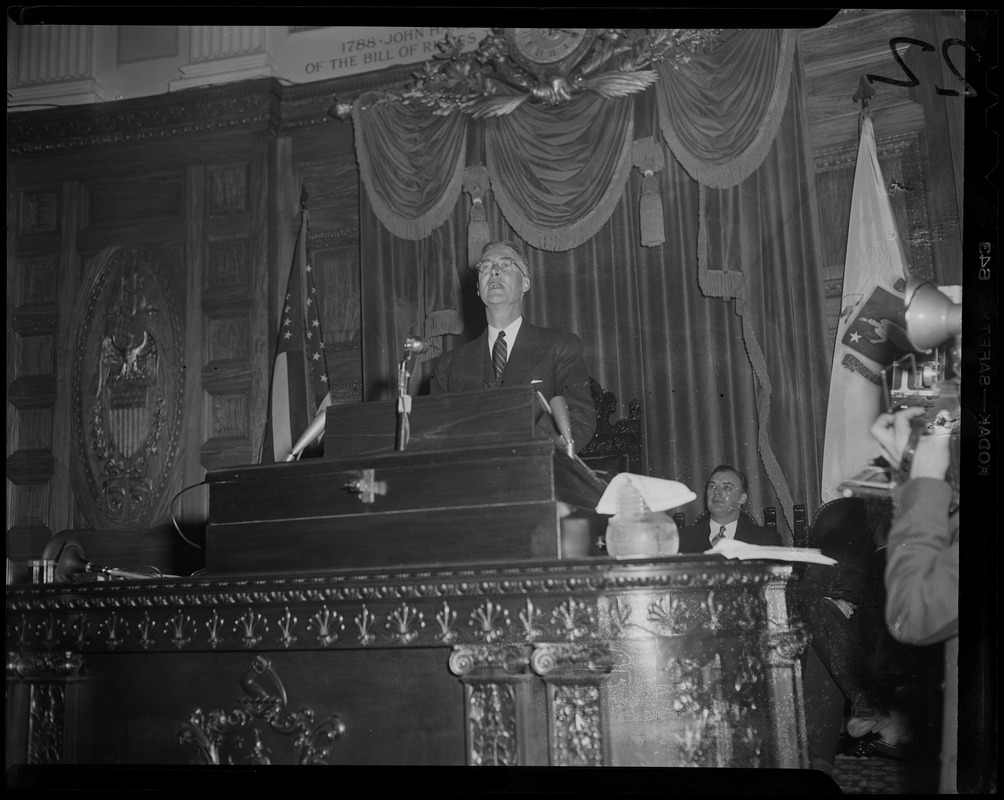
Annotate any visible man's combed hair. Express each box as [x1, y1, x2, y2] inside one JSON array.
[[708, 463, 748, 494]]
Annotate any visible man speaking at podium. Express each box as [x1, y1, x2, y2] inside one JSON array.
[[431, 240, 596, 453]]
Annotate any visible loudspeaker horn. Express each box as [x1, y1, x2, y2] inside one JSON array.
[[48, 539, 162, 582], [903, 276, 962, 351]]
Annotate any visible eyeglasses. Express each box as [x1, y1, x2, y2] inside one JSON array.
[[474, 258, 526, 277]]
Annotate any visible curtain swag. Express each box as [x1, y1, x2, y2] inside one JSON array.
[[352, 92, 468, 242], [352, 29, 796, 255]]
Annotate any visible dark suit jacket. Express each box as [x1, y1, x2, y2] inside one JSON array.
[[430, 321, 596, 451], [677, 512, 782, 554]]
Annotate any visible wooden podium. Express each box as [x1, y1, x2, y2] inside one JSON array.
[[205, 388, 608, 575]]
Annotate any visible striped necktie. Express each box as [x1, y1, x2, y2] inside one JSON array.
[[711, 525, 727, 546], [492, 330, 507, 384]]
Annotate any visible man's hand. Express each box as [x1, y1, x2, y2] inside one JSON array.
[[870, 407, 950, 481]]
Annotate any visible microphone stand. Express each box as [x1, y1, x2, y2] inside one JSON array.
[[396, 351, 415, 452], [396, 337, 428, 452]]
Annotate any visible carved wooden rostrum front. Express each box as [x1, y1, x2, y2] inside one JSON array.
[[6, 556, 808, 768]]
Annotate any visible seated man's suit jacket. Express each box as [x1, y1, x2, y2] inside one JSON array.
[[677, 512, 782, 554], [431, 321, 596, 451]]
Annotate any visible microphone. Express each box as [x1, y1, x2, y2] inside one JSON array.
[[403, 336, 430, 355], [284, 403, 329, 462]]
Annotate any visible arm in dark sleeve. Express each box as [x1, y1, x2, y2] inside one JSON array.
[[884, 478, 959, 646], [430, 350, 453, 395], [553, 332, 596, 452]]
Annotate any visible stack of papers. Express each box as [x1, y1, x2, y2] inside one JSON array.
[[707, 538, 837, 565]]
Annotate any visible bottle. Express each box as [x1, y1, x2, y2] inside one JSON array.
[[604, 478, 679, 558]]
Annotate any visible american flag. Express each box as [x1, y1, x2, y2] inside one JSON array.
[[262, 195, 331, 463]]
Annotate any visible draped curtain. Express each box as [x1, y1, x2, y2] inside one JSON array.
[[356, 30, 829, 535]]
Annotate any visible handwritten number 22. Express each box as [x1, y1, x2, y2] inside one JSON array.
[[866, 37, 979, 98]]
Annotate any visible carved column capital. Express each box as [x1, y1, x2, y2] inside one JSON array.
[[7, 650, 85, 680], [448, 644, 532, 677], [529, 642, 614, 677]]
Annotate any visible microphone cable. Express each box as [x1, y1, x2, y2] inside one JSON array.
[[170, 480, 208, 550]]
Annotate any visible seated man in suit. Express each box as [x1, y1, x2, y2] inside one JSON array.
[[431, 240, 596, 452], [677, 464, 781, 553]]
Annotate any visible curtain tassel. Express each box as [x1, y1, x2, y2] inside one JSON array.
[[463, 165, 491, 264], [632, 137, 667, 248]]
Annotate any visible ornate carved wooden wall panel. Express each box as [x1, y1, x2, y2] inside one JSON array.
[[69, 245, 185, 530], [199, 153, 270, 471], [8, 184, 65, 545]]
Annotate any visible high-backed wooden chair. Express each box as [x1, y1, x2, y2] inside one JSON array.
[[578, 378, 644, 479]]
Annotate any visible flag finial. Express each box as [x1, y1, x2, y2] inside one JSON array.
[[299, 185, 309, 212], [853, 75, 876, 112]]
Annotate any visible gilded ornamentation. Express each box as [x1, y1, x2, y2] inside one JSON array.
[[276, 607, 298, 648], [448, 645, 530, 677], [9, 559, 807, 768], [308, 605, 345, 646], [70, 614, 90, 650], [385, 603, 425, 644], [466, 682, 518, 766], [235, 608, 267, 648], [168, 610, 193, 649], [516, 599, 543, 641], [28, 683, 65, 765], [530, 643, 613, 677], [7, 651, 84, 680], [605, 596, 632, 637], [6, 563, 798, 656], [177, 656, 345, 765], [345, 28, 724, 119], [139, 610, 156, 649], [469, 599, 510, 643], [434, 601, 458, 644], [13, 615, 31, 648], [550, 596, 595, 641], [647, 592, 694, 635], [663, 653, 718, 717], [99, 612, 127, 649], [206, 609, 224, 648], [354, 604, 377, 645], [763, 623, 809, 666], [548, 683, 603, 766]]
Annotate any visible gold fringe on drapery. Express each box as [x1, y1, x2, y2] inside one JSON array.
[[631, 137, 667, 247], [463, 165, 491, 265]]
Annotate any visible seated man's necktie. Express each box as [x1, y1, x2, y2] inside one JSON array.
[[711, 524, 727, 545], [492, 330, 507, 383]]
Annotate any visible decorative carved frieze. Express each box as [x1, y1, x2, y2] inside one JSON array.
[[7, 562, 797, 656], [7, 85, 282, 155]]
